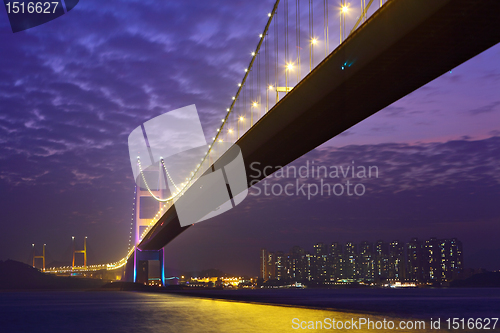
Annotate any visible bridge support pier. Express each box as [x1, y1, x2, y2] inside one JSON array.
[[32, 244, 46, 271], [124, 248, 165, 287]]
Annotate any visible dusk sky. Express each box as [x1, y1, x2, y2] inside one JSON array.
[[0, 0, 499, 276]]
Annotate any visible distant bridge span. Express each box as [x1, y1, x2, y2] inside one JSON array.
[[138, 0, 500, 251]]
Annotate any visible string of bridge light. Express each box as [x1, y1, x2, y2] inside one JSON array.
[[135, 156, 202, 240], [136, 157, 185, 202], [136, 157, 195, 240], [161, 159, 180, 192]]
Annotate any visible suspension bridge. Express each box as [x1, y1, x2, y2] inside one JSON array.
[[38, 0, 500, 285]]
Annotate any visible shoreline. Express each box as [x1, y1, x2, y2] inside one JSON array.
[[160, 289, 385, 316], [97, 283, 500, 319]]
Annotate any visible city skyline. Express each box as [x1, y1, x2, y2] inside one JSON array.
[[260, 237, 464, 285]]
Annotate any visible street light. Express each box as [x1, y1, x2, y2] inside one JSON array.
[[310, 39, 318, 71], [285, 62, 294, 90], [238, 116, 244, 139], [340, 2, 349, 43], [267, 85, 274, 113], [252, 102, 260, 125]]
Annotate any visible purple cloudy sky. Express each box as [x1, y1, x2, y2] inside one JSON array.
[[0, 0, 499, 276]]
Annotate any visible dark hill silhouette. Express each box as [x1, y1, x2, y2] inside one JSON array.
[[0, 260, 105, 290], [451, 271, 500, 288]]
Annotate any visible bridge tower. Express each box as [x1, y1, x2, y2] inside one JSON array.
[[124, 160, 166, 287], [72, 236, 87, 269], [32, 243, 45, 271]]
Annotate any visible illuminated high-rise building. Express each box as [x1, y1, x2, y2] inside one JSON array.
[[343, 242, 358, 279], [440, 238, 463, 281], [259, 248, 269, 280], [288, 246, 306, 281], [388, 240, 405, 281], [259, 249, 277, 281], [359, 241, 375, 281], [313, 242, 328, 281], [267, 251, 276, 280], [423, 237, 441, 282], [328, 242, 343, 281], [375, 240, 389, 281], [275, 251, 286, 280], [305, 252, 314, 281], [406, 238, 424, 282], [408, 237, 464, 283]]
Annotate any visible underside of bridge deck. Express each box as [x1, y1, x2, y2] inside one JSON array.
[[138, 0, 500, 251]]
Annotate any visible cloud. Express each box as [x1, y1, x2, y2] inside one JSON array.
[[250, 136, 500, 199], [469, 101, 500, 115], [382, 106, 407, 117], [0, 0, 276, 188]]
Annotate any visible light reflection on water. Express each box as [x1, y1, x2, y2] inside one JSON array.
[[0, 291, 448, 332]]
